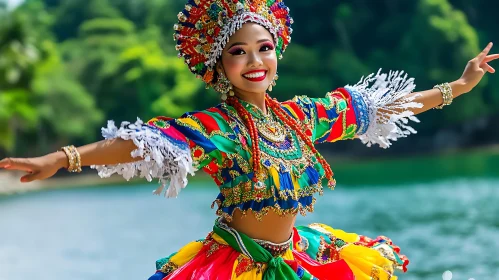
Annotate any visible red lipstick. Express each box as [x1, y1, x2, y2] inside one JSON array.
[[242, 70, 267, 82]]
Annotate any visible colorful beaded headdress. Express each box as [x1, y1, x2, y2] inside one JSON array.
[[174, 0, 293, 87]]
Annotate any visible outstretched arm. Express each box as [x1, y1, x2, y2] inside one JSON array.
[[0, 138, 139, 183], [1, 112, 225, 198], [398, 42, 498, 115], [285, 43, 498, 149]]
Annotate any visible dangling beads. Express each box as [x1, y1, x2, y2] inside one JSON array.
[[226, 95, 334, 184], [268, 74, 278, 92], [226, 96, 261, 182], [265, 95, 335, 181]]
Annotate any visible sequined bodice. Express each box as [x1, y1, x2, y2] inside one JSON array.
[[145, 90, 368, 221]]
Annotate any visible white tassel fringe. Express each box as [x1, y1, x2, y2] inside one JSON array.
[[346, 69, 423, 148], [90, 118, 196, 198]]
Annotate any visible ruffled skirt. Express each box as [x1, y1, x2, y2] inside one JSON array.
[[148, 219, 408, 280]]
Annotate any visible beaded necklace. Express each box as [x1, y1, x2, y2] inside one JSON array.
[[225, 95, 335, 188], [240, 100, 286, 143]]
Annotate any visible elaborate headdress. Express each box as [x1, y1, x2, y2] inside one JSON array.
[[174, 0, 293, 87]]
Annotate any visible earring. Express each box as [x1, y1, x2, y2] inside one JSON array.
[[213, 72, 233, 101], [268, 73, 279, 92]]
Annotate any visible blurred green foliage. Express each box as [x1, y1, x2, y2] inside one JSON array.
[[0, 0, 497, 157]]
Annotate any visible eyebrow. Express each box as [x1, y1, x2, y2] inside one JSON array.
[[227, 39, 272, 49]]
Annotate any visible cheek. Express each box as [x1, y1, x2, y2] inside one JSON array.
[[263, 53, 278, 71], [222, 57, 245, 78]]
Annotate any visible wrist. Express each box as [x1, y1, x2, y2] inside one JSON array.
[[450, 79, 467, 97], [50, 151, 69, 170]]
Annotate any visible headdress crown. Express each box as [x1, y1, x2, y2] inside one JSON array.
[[175, 0, 293, 86]]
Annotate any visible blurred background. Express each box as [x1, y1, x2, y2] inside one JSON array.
[[0, 0, 498, 279]]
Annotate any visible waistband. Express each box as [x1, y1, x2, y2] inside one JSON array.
[[253, 234, 293, 257], [213, 218, 300, 280]]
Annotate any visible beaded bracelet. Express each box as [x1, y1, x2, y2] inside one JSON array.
[[61, 145, 82, 173], [434, 82, 453, 109]]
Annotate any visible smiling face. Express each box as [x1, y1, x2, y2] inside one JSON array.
[[218, 23, 278, 98]]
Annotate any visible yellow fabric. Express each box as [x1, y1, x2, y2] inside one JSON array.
[[340, 245, 396, 280], [313, 223, 398, 280], [212, 233, 229, 245], [178, 117, 203, 130], [311, 223, 360, 243], [169, 240, 204, 267], [281, 104, 299, 119], [231, 259, 265, 280], [291, 173, 300, 198], [161, 230, 401, 279], [268, 167, 280, 189]]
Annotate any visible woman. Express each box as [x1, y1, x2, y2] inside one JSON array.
[[1, 0, 498, 279]]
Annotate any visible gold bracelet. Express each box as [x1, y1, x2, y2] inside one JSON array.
[[433, 82, 453, 109], [61, 145, 82, 173]]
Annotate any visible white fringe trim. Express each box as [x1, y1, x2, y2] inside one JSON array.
[[346, 69, 423, 149], [90, 118, 196, 198]]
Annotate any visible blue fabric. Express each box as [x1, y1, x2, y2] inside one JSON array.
[[148, 271, 168, 280], [344, 86, 370, 135]]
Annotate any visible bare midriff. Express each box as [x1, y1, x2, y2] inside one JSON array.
[[225, 209, 297, 244]]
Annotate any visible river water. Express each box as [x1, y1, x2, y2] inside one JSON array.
[[1, 177, 499, 280]]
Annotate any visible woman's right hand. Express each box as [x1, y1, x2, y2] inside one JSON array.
[[0, 152, 67, 183]]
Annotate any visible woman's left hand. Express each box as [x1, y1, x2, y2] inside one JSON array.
[[457, 42, 499, 95]]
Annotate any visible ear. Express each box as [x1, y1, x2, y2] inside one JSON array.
[[215, 61, 224, 75]]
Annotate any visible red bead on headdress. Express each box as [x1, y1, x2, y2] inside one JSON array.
[[175, 0, 293, 87]]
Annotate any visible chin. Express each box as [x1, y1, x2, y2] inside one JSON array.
[[244, 87, 269, 95], [239, 82, 270, 94]]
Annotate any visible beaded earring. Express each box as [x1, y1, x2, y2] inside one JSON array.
[[268, 73, 279, 92], [213, 71, 235, 101]]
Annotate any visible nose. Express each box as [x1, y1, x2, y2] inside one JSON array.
[[247, 51, 263, 67]]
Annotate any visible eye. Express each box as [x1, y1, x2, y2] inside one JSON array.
[[229, 48, 245, 55], [260, 43, 275, 52]]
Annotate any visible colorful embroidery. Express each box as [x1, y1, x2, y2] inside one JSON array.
[[160, 261, 179, 274], [206, 241, 221, 257], [174, 0, 293, 87], [235, 255, 256, 277], [94, 90, 369, 220]]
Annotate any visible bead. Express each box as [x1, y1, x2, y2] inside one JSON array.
[[433, 82, 453, 109]]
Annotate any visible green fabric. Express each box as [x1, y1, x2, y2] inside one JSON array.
[[213, 220, 300, 280], [155, 251, 177, 270], [295, 226, 330, 259]]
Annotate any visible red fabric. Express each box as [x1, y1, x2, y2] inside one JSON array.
[[325, 88, 357, 142], [206, 107, 230, 122], [292, 227, 355, 280], [191, 112, 221, 134], [281, 101, 306, 121], [314, 102, 329, 120], [293, 251, 355, 280], [148, 117, 188, 143], [164, 240, 238, 280]]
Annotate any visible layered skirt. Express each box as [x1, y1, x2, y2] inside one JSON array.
[[148, 219, 408, 280]]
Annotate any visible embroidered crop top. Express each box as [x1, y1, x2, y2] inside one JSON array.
[[92, 70, 422, 221]]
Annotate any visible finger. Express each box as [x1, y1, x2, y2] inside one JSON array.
[[0, 158, 13, 168], [20, 172, 41, 183], [483, 54, 499, 63], [0, 158, 33, 172], [488, 64, 496, 73], [477, 42, 493, 62], [482, 63, 495, 73]]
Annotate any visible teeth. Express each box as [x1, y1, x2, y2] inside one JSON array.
[[243, 71, 266, 79]]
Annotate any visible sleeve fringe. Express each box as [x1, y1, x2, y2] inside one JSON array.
[[346, 69, 423, 148], [90, 118, 196, 198]]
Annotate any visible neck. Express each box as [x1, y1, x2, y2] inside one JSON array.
[[234, 89, 267, 114]]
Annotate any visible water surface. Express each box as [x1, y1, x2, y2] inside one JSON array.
[[1, 178, 499, 280]]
